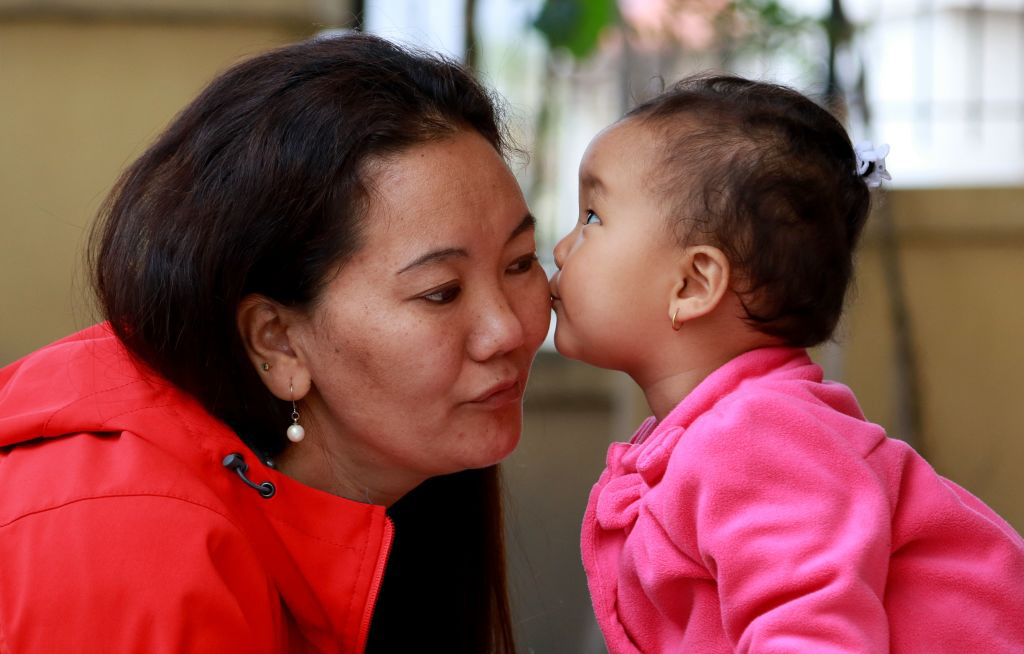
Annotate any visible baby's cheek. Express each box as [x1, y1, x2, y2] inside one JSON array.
[[555, 305, 612, 365]]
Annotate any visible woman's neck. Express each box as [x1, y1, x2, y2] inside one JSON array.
[[272, 410, 425, 507]]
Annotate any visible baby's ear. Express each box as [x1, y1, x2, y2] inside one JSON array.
[[667, 245, 731, 326]]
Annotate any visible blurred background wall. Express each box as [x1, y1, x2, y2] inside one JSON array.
[[2, 0, 1023, 652], [0, 0, 319, 362]]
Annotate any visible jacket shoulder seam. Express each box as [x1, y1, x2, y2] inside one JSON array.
[[40, 379, 142, 433], [0, 491, 244, 535]]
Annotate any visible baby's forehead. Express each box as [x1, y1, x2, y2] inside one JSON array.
[[588, 118, 660, 155], [582, 116, 705, 205], [581, 118, 666, 181]]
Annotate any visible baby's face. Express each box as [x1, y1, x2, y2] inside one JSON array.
[[550, 119, 686, 374]]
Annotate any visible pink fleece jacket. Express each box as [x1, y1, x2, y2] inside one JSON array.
[[582, 347, 1024, 653]]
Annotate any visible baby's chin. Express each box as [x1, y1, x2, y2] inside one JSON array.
[[551, 324, 579, 359], [553, 326, 604, 368]]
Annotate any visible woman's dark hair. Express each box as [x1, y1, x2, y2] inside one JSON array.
[[90, 33, 515, 653], [627, 74, 873, 347]]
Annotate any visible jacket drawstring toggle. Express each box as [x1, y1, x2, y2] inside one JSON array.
[[222, 452, 276, 498]]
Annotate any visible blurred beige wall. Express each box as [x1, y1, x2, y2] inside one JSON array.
[[0, 1, 325, 364], [844, 188, 1024, 529]]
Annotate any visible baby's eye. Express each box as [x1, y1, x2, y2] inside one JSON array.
[[506, 253, 538, 275], [421, 285, 461, 305], [583, 210, 602, 226]]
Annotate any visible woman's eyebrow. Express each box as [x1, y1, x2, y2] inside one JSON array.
[[398, 247, 468, 275], [397, 213, 536, 275], [507, 213, 536, 243]]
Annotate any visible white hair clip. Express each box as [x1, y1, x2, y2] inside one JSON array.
[[854, 141, 892, 188]]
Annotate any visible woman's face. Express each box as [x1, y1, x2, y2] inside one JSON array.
[[289, 130, 550, 493]]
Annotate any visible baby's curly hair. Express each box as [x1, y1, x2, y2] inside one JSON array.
[[628, 74, 872, 347]]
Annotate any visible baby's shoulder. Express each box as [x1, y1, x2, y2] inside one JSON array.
[[685, 384, 818, 438], [672, 383, 882, 466]]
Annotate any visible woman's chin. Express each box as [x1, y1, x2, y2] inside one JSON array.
[[488, 426, 522, 466], [456, 410, 523, 470]]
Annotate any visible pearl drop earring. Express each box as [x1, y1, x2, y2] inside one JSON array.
[[287, 383, 305, 443]]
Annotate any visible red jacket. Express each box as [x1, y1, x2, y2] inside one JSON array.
[[0, 325, 393, 653]]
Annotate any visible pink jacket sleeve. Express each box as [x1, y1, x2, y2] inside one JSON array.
[[666, 394, 892, 652], [0, 495, 279, 653]]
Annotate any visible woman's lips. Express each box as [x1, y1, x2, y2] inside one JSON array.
[[467, 379, 522, 408]]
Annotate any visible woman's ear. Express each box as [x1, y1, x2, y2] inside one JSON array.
[[667, 245, 731, 328], [236, 295, 312, 401]]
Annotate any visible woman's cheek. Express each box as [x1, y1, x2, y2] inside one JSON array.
[[400, 321, 463, 391], [523, 271, 553, 349]]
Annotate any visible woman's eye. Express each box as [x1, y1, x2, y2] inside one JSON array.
[[507, 254, 538, 275], [421, 285, 461, 304], [583, 210, 602, 226]]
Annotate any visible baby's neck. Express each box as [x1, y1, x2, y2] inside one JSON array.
[[635, 323, 782, 422], [637, 347, 746, 421]]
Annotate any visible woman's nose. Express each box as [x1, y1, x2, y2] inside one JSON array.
[[467, 292, 526, 362]]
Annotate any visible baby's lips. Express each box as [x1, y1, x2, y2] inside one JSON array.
[[548, 273, 560, 300]]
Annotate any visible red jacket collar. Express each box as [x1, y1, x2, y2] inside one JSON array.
[[0, 324, 393, 652]]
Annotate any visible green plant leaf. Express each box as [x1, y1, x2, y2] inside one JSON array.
[[533, 0, 618, 59]]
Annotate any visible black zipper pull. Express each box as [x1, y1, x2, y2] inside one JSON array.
[[222, 452, 276, 499]]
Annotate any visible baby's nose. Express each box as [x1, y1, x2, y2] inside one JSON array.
[[552, 229, 575, 269]]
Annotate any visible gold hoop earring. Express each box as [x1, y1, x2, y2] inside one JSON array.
[[671, 308, 682, 331]]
